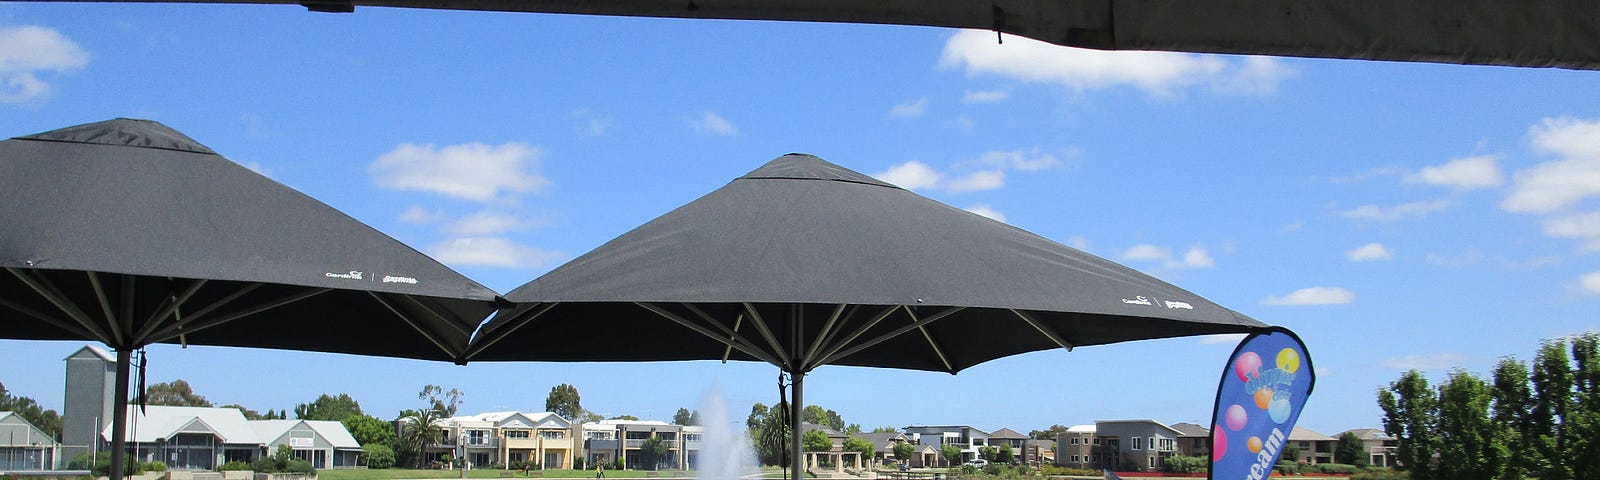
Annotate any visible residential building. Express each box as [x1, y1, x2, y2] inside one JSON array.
[[1085, 420, 1180, 472], [1287, 427, 1335, 465], [1054, 425, 1096, 469], [426, 411, 576, 470], [986, 428, 1027, 463], [906, 444, 940, 468], [1168, 422, 1211, 459], [581, 420, 684, 470], [799, 423, 866, 473], [251, 420, 362, 468], [1339, 428, 1397, 467], [1, 411, 59, 471], [1025, 439, 1053, 466], [855, 431, 908, 466], [902, 425, 988, 464]]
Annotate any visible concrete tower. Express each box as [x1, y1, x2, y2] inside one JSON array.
[[61, 345, 115, 460]]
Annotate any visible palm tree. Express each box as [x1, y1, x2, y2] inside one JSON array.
[[400, 408, 444, 468]]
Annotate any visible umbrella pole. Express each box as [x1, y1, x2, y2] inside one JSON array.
[[789, 371, 803, 480], [110, 347, 131, 480]]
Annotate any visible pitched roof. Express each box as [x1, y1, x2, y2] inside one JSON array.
[[1168, 422, 1210, 437], [305, 420, 361, 449], [1339, 428, 1393, 441], [1288, 427, 1335, 441], [856, 432, 908, 452], [106, 405, 259, 444], [801, 422, 845, 438], [64, 344, 115, 362], [1066, 424, 1095, 434], [987, 428, 1027, 439]]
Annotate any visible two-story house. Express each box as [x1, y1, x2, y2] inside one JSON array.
[[431, 411, 575, 470], [1081, 420, 1180, 472], [903, 425, 988, 464]]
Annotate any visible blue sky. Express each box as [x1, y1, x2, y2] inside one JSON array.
[[3, 3, 1599, 438]]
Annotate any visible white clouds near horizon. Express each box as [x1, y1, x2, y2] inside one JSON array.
[[370, 142, 548, 203], [964, 205, 1006, 222], [1339, 200, 1451, 222], [1347, 243, 1395, 262], [874, 149, 1064, 193], [939, 30, 1293, 96], [962, 90, 1009, 104], [1582, 272, 1600, 295], [426, 237, 565, 269], [0, 25, 89, 104], [889, 98, 928, 117], [1263, 287, 1354, 306], [1502, 117, 1600, 214], [691, 111, 737, 135], [1120, 244, 1214, 270]]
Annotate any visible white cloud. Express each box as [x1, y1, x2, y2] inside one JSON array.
[[571, 109, 613, 137], [874, 161, 944, 190], [427, 237, 565, 269], [1582, 271, 1600, 295], [1199, 333, 1248, 345], [1502, 117, 1600, 214], [1065, 236, 1090, 251], [691, 111, 737, 135], [1120, 244, 1214, 269], [939, 29, 1293, 96], [945, 170, 1005, 192], [444, 211, 542, 236], [1278, 222, 1305, 234], [1346, 243, 1395, 262], [1263, 287, 1354, 306], [976, 148, 1064, 171], [1404, 155, 1504, 191], [399, 206, 446, 224], [1425, 250, 1484, 268], [964, 205, 1006, 222], [0, 25, 90, 103], [962, 90, 1010, 104], [1383, 353, 1467, 370], [1542, 212, 1600, 252], [1339, 200, 1451, 221], [889, 98, 928, 117], [370, 142, 548, 203]]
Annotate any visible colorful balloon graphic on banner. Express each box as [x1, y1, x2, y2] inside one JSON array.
[[1209, 328, 1314, 480]]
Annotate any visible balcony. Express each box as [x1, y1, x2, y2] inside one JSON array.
[[624, 439, 680, 448]]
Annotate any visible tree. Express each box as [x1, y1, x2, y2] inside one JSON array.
[[892, 442, 914, 465], [0, 386, 62, 439], [1029, 425, 1072, 441], [639, 437, 670, 470], [1282, 443, 1301, 464], [673, 408, 700, 426], [546, 384, 585, 421], [343, 414, 399, 451], [143, 379, 211, 407], [363, 444, 396, 469], [420, 385, 463, 417], [1569, 333, 1600, 480], [1491, 356, 1536, 479], [1379, 369, 1438, 478], [872, 426, 898, 434], [610, 415, 640, 421], [1333, 431, 1367, 467], [1531, 339, 1573, 480], [939, 445, 961, 467], [220, 404, 269, 420], [995, 445, 1014, 464], [804, 429, 833, 452], [843, 424, 862, 435], [747, 403, 769, 431], [843, 437, 875, 464], [801, 405, 845, 431], [754, 402, 791, 467], [978, 446, 997, 462], [398, 408, 442, 469], [1435, 369, 1505, 480], [295, 393, 363, 421]]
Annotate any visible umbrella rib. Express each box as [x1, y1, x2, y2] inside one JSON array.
[[679, 304, 774, 364], [147, 286, 322, 343], [907, 308, 954, 373], [1009, 309, 1075, 352], [742, 303, 793, 369], [811, 305, 903, 370], [130, 279, 208, 346], [464, 302, 559, 360], [799, 304, 849, 371], [0, 295, 100, 340], [369, 292, 459, 360], [819, 306, 966, 367], [7, 267, 114, 345], [637, 302, 784, 367], [721, 313, 743, 363], [85, 271, 127, 347], [143, 282, 264, 340]]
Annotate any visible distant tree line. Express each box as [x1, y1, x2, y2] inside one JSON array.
[[1378, 332, 1600, 480]]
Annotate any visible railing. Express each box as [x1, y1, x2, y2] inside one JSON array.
[[623, 439, 680, 448]]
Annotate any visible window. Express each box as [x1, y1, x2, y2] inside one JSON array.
[[468, 430, 487, 445], [506, 430, 530, 438], [1070, 437, 1079, 445], [1148, 437, 1156, 451], [541, 430, 565, 439], [1092, 438, 1100, 445]]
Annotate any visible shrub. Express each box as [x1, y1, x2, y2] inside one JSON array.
[[1163, 455, 1207, 474], [143, 461, 169, 472], [1274, 461, 1301, 475], [1349, 469, 1410, 480], [573, 457, 586, 471], [88, 453, 143, 477], [284, 459, 315, 475], [1314, 463, 1360, 474], [219, 461, 252, 471], [363, 444, 395, 469], [1037, 465, 1096, 476]]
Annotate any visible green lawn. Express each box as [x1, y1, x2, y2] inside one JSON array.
[[320, 469, 696, 480]]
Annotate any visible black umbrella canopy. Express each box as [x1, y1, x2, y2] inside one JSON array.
[[469, 154, 1266, 373], [23, 0, 1600, 70], [0, 118, 500, 359]]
